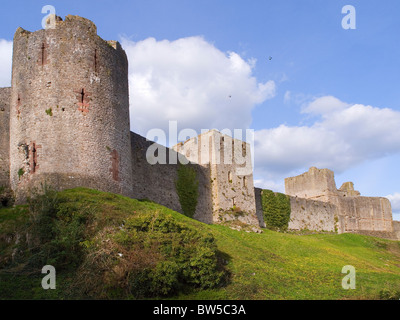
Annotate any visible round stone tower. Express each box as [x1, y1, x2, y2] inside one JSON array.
[[9, 15, 133, 199]]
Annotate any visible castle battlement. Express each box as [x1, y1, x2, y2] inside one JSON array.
[[173, 130, 258, 226], [0, 15, 261, 231], [0, 15, 397, 238], [284, 167, 396, 239], [285, 167, 338, 201]]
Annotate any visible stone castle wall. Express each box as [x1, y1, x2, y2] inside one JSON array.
[[254, 188, 266, 228], [393, 221, 400, 241], [173, 130, 259, 226], [0, 87, 11, 187], [285, 167, 396, 238], [254, 189, 338, 232], [0, 15, 397, 236], [131, 132, 214, 224], [9, 16, 133, 200], [285, 167, 338, 202], [288, 196, 338, 232], [335, 196, 393, 233], [0, 14, 259, 229]]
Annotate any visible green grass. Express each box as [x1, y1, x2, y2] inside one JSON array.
[[1, 187, 400, 300], [197, 226, 400, 300]]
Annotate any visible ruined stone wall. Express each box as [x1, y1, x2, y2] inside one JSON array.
[[285, 167, 338, 202], [253, 189, 337, 232], [173, 130, 259, 226], [0, 87, 11, 187], [254, 188, 266, 227], [393, 221, 400, 240], [287, 194, 394, 235], [131, 132, 213, 224], [288, 196, 338, 232], [9, 16, 133, 200], [338, 182, 360, 197], [336, 196, 393, 233], [285, 167, 395, 236]]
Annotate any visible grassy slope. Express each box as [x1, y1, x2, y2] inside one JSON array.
[[1, 187, 400, 300]]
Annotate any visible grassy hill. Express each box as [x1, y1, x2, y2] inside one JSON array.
[[1, 187, 400, 300]]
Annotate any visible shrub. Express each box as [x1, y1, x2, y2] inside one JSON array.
[[68, 212, 227, 299], [150, 261, 180, 295], [261, 189, 291, 231], [26, 183, 93, 271], [4, 186, 227, 299]]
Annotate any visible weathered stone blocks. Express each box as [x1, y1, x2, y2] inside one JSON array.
[[9, 15, 133, 200], [285, 167, 397, 239]]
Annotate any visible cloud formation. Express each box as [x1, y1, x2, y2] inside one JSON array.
[[0, 39, 12, 87], [386, 193, 400, 220], [0, 35, 275, 141], [122, 36, 275, 137], [254, 96, 400, 184], [1, 37, 397, 199]]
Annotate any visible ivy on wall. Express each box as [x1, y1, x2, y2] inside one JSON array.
[[175, 164, 199, 218], [261, 189, 291, 231]]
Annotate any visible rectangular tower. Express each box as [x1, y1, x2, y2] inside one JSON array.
[[285, 167, 338, 202], [174, 129, 259, 227]]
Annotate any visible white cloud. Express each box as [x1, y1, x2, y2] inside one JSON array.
[[0, 39, 12, 87], [387, 193, 400, 210], [253, 178, 284, 193], [253, 96, 400, 190], [121, 36, 275, 137], [386, 193, 400, 221], [302, 95, 349, 115]]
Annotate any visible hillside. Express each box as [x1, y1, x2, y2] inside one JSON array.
[[0, 187, 400, 300]]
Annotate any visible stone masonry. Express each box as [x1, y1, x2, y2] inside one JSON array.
[[0, 15, 397, 237], [0, 87, 11, 188], [173, 130, 259, 226], [9, 15, 133, 200], [0, 15, 260, 229], [285, 167, 397, 239], [130, 132, 214, 224]]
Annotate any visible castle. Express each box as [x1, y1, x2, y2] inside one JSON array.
[[0, 15, 259, 229], [0, 15, 398, 239], [284, 167, 400, 240]]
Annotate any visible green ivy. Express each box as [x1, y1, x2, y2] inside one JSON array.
[[18, 168, 24, 179], [175, 164, 199, 218], [261, 189, 291, 231]]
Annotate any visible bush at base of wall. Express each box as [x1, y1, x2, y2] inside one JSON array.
[[175, 164, 199, 218], [261, 189, 291, 232]]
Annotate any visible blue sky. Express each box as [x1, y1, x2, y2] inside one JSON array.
[[0, 1, 399, 219]]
